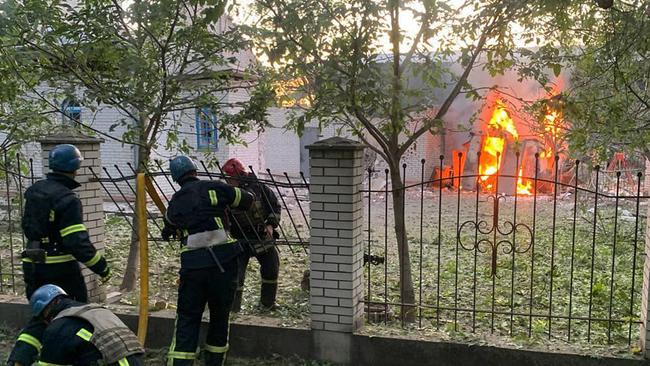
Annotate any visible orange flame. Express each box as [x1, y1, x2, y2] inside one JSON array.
[[517, 168, 533, 195], [479, 101, 519, 192]]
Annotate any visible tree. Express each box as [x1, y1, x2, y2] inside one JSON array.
[[250, 0, 596, 321], [548, 1, 650, 161], [0, 0, 274, 290]]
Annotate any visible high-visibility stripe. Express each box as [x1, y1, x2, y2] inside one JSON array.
[[17, 333, 42, 353], [76, 328, 93, 341], [38, 362, 69, 365], [168, 351, 196, 360], [49, 210, 55, 222], [118, 358, 130, 366], [204, 343, 229, 353], [213, 218, 237, 243], [22, 254, 75, 264], [214, 217, 224, 229], [168, 317, 197, 365], [261, 278, 278, 284], [209, 190, 218, 206], [83, 252, 102, 267], [60, 224, 87, 237], [232, 188, 242, 208]]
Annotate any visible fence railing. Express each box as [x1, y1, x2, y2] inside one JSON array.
[[363, 153, 647, 347], [0, 152, 39, 295], [0, 154, 311, 299], [88, 161, 311, 253]]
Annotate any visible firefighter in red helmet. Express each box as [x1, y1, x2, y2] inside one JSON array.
[[222, 158, 282, 311]]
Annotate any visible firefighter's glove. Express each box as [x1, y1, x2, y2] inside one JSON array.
[[161, 225, 177, 241], [100, 267, 112, 285]]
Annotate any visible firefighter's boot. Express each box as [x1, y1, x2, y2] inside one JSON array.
[[203, 350, 226, 366], [231, 289, 243, 313], [260, 279, 278, 310]]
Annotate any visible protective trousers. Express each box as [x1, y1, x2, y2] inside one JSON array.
[[233, 246, 279, 311], [168, 259, 238, 366], [23, 262, 87, 302]]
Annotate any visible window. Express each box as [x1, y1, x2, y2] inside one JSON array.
[[196, 107, 218, 150], [61, 98, 81, 124]]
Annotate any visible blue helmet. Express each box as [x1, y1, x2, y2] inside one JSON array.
[[49, 144, 83, 173], [30, 284, 67, 317], [170, 156, 197, 182]]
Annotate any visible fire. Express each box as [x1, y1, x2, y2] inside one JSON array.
[[479, 101, 519, 192], [478, 100, 536, 195], [517, 168, 533, 195]]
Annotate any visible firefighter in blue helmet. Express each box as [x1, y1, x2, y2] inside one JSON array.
[[162, 156, 254, 366], [21, 144, 111, 301], [7, 284, 144, 366], [7, 144, 112, 366]]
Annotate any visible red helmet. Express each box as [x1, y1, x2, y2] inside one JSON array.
[[222, 158, 246, 176]]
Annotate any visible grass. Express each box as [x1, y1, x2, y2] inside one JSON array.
[[363, 187, 646, 357], [0, 183, 646, 359]]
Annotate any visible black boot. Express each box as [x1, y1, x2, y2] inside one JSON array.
[[231, 290, 243, 313], [260, 281, 278, 310], [204, 351, 226, 366]]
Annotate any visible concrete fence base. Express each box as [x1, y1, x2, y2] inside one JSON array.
[[0, 300, 645, 366]]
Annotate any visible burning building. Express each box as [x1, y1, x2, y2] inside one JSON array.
[[396, 66, 569, 196]]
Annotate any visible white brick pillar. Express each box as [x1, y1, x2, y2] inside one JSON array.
[[640, 160, 650, 356], [40, 133, 106, 302], [307, 137, 365, 365]]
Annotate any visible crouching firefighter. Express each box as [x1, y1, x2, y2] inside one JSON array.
[[162, 156, 253, 366], [7, 284, 144, 366], [222, 159, 281, 312], [21, 144, 111, 302]]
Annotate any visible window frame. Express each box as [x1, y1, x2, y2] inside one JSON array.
[[195, 106, 219, 151], [61, 98, 81, 124]]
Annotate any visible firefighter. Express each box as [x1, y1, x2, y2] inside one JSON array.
[[7, 284, 144, 366], [8, 144, 112, 365], [222, 158, 281, 312], [162, 156, 253, 366], [21, 143, 111, 302]]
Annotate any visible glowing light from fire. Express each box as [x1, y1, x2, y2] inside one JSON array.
[[517, 168, 533, 195], [479, 101, 520, 192], [544, 111, 561, 138]]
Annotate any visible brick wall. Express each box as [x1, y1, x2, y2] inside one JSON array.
[[308, 137, 365, 364]]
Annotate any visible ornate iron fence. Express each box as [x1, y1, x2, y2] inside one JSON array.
[[363, 153, 647, 347]]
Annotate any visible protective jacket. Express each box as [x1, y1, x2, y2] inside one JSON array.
[[6, 299, 143, 366], [228, 174, 281, 255], [6, 318, 46, 366], [41, 299, 143, 365], [164, 176, 254, 269], [21, 173, 109, 297], [53, 304, 144, 363]]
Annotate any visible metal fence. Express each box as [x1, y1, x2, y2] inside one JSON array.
[[88, 161, 311, 252], [363, 153, 647, 346], [0, 152, 38, 295], [0, 153, 311, 299]]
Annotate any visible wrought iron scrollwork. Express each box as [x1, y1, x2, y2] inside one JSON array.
[[457, 194, 534, 276]]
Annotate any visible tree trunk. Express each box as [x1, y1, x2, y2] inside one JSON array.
[[389, 167, 417, 323], [120, 136, 150, 291]]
